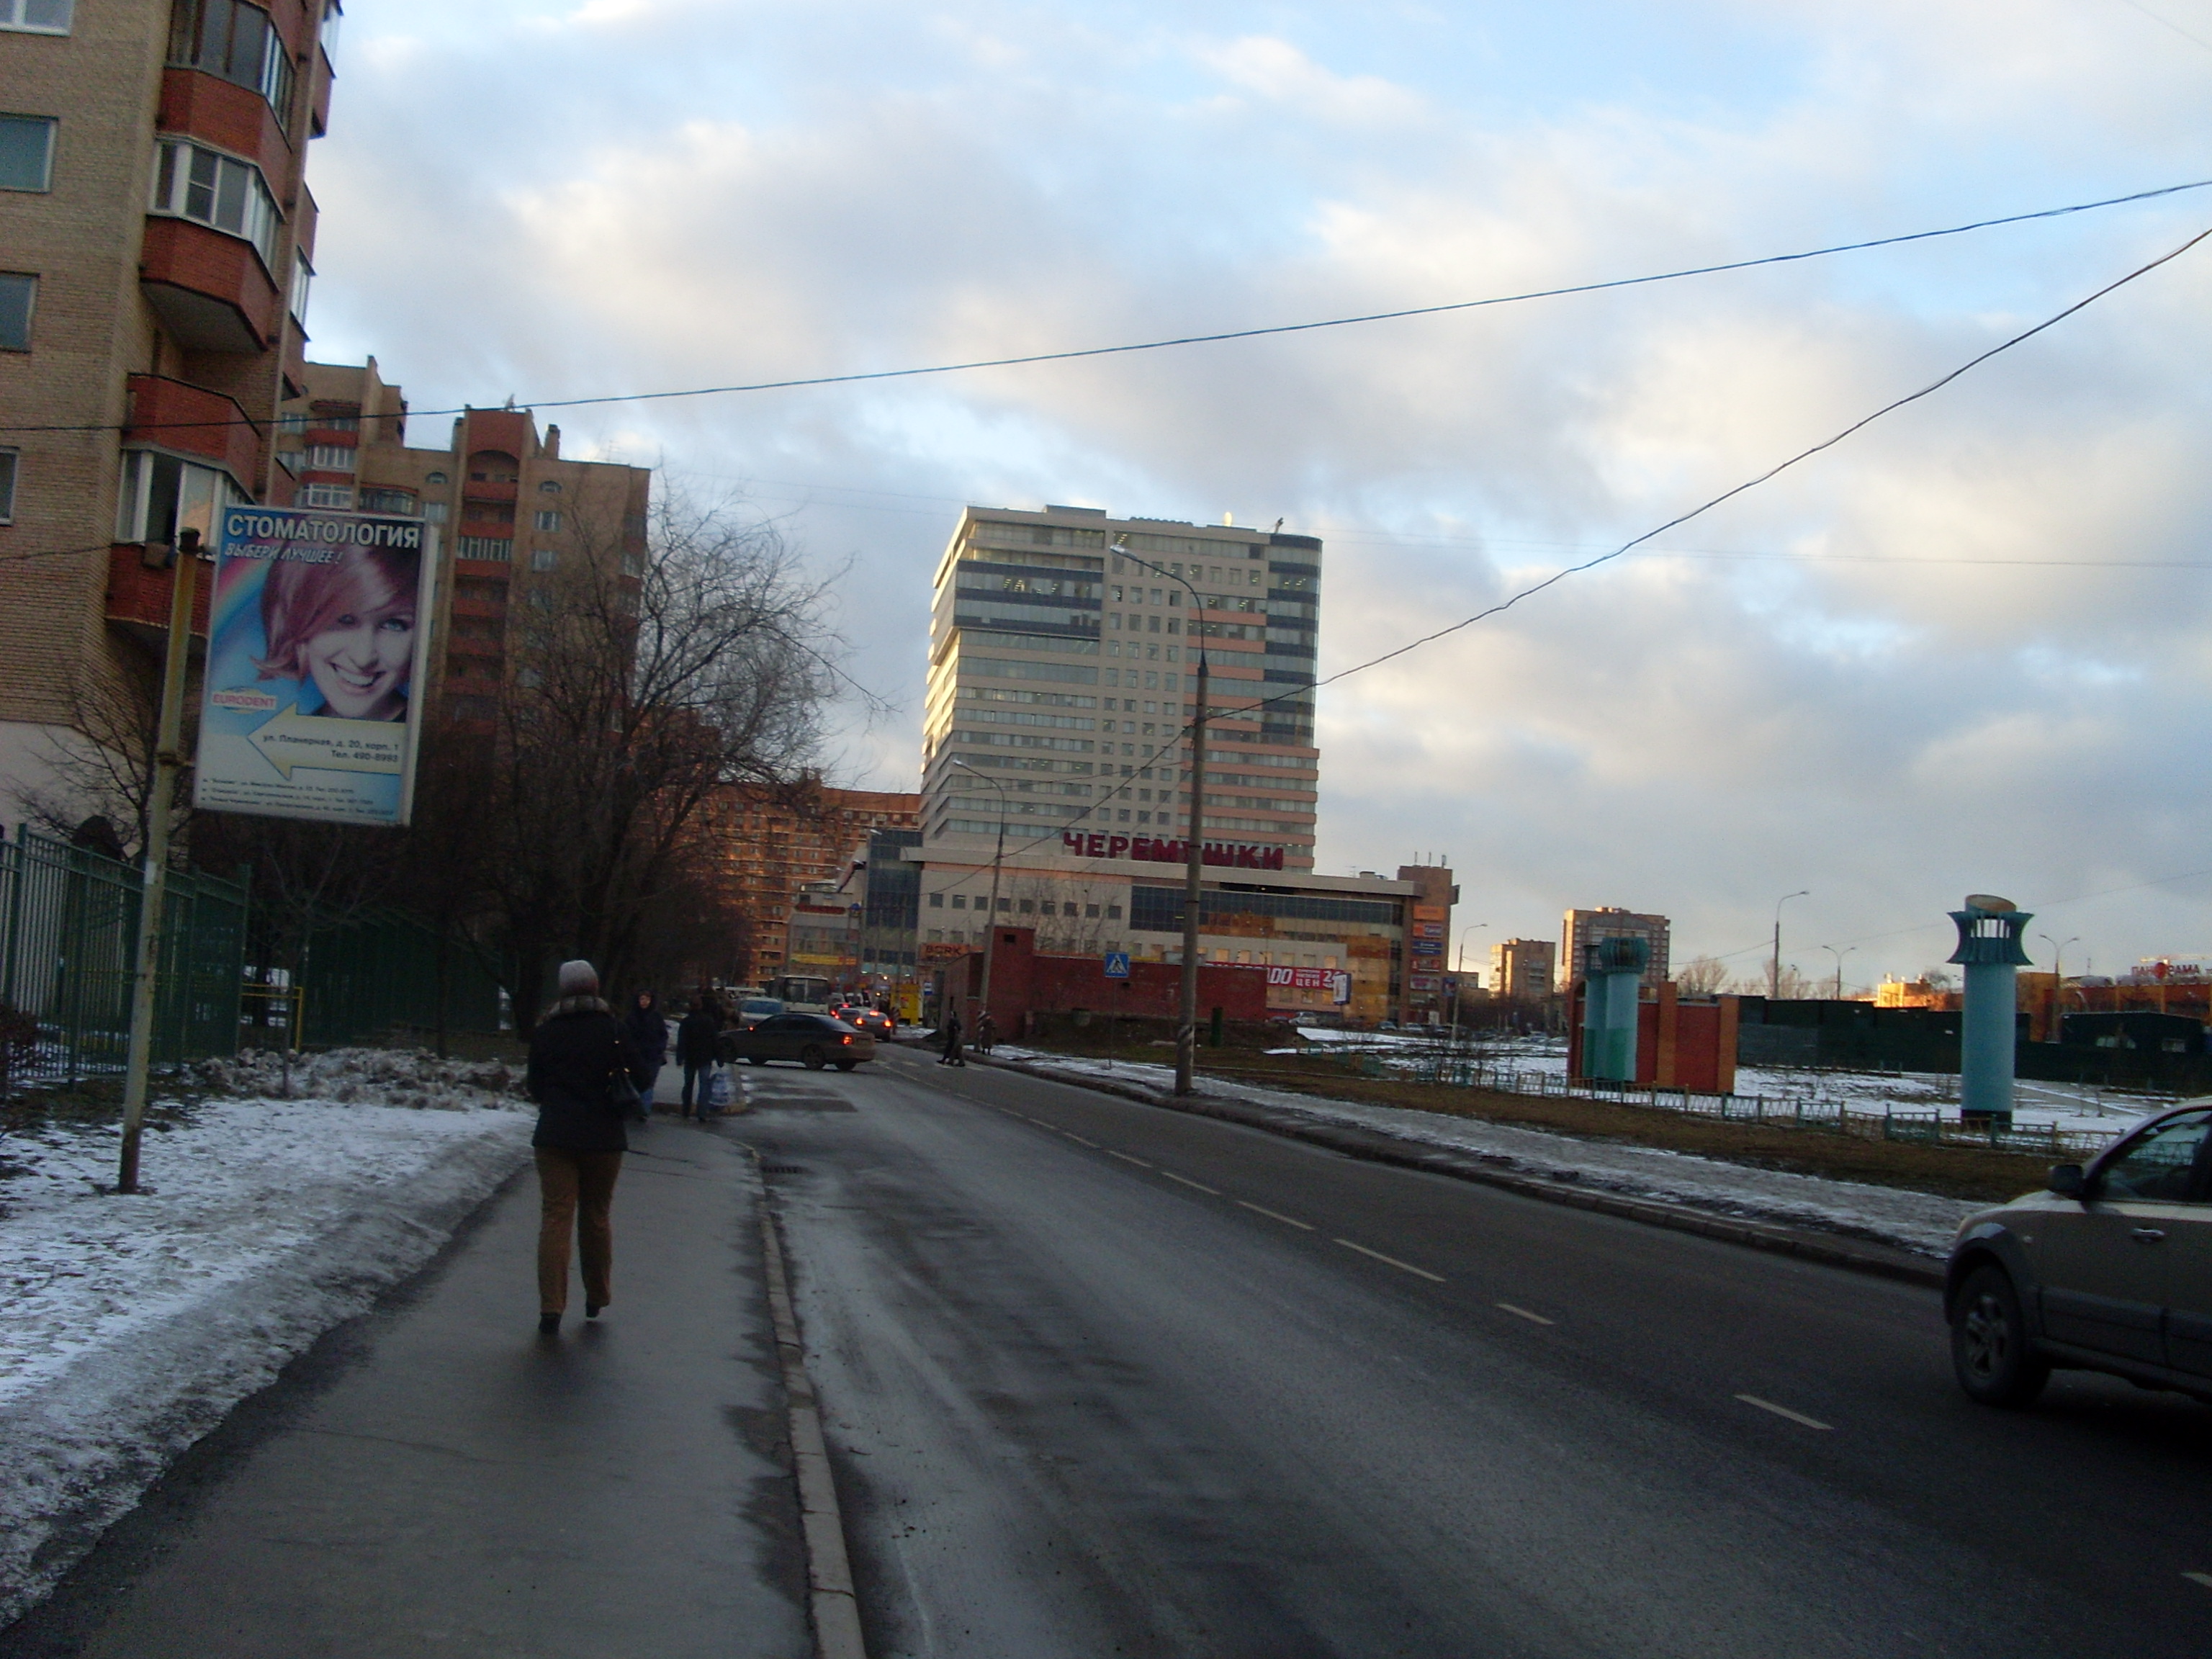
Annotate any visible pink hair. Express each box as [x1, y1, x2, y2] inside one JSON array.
[[256, 548, 418, 682]]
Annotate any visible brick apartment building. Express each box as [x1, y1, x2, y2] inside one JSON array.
[[713, 781, 920, 984], [1561, 907, 1672, 993], [285, 358, 652, 729], [1489, 937, 1557, 1002], [0, 0, 340, 831]]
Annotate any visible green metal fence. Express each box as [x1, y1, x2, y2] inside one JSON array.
[[295, 907, 508, 1047], [0, 827, 250, 1085]]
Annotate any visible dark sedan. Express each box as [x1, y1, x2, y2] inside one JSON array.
[[1946, 1100, 2211, 1407], [840, 1007, 894, 1040], [722, 1012, 876, 1072]]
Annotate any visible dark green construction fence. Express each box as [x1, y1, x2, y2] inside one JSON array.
[[1, 827, 508, 1087], [0, 827, 248, 1086]]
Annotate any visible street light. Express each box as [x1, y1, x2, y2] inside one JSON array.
[[1448, 922, 1488, 1044], [1110, 539, 1210, 1097], [1771, 890, 1809, 999], [951, 760, 1008, 1033], [1821, 943, 1857, 1000], [2038, 932, 2080, 1042]]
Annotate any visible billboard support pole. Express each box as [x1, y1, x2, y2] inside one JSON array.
[[118, 533, 202, 1195]]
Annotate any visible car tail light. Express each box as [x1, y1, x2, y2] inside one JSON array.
[[840, 1033, 852, 1044]]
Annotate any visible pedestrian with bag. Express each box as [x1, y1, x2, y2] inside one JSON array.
[[975, 1010, 997, 1056], [622, 989, 668, 1116], [939, 1009, 965, 1067], [676, 989, 722, 1119], [526, 960, 641, 1334]]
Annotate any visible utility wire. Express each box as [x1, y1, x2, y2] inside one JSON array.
[[4, 178, 2209, 439]]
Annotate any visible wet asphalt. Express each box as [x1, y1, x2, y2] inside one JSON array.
[[745, 1043, 2212, 1659]]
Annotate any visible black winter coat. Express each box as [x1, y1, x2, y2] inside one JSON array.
[[624, 998, 669, 1068], [527, 997, 637, 1152], [676, 1007, 721, 1065]]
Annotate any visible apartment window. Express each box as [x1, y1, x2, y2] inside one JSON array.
[[0, 117, 55, 191], [150, 140, 281, 268], [116, 450, 231, 545], [539, 480, 562, 494], [927, 892, 943, 907], [359, 487, 416, 515], [304, 444, 354, 471], [0, 0, 72, 33], [422, 500, 448, 523], [0, 273, 32, 350], [299, 482, 353, 508], [534, 509, 561, 531], [426, 470, 448, 485], [457, 535, 511, 560], [620, 551, 644, 576], [167, 0, 295, 125], [0, 449, 16, 522], [289, 251, 311, 324], [530, 548, 557, 572]]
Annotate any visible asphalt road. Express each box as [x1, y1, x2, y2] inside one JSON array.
[[745, 1042, 2212, 1659]]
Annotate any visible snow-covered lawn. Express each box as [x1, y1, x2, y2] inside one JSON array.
[[989, 1045, 2115, 1260], [0, 1049, 535, 1627]]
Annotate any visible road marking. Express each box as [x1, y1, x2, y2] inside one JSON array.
[[1107, 1150, 1153, 1168], [2185, 1572, 2212, 1591], [1496, 1302, 1555, 1326], [1334, 1238, 1446, 1282], [1237, 1200, 1315, 1231], [1163, 1171, 1220, 1195], [1063, 1132, 1100, 1148], [1735, 1393, 1833, 1431]]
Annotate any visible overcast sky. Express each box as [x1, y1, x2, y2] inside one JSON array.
[[306, 0, 2212, 990]]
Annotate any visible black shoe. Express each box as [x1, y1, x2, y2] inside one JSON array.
[[538, 1312, 560, 1334], [585, 1302, 603, 1319]]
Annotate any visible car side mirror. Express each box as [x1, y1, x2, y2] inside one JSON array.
[[2048, 1163, 2087, 1199]]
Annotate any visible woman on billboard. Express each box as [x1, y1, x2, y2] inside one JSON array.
[[255, 546, 418, 723]]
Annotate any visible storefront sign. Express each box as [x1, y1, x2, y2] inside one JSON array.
[[1267, 966, 1352, 1002], [1061, 831, 1285, 870], [194, 507, 436, 827]]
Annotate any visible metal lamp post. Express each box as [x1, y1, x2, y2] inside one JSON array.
[[2037, 932, 2080, 1043], [1821, 944, 1856, 1000], [1770, 889, 1809, 999], [1448, 922, 1488, 1046], [952, 760, 1008, 1030], [1110, 541, 1209, 1097]]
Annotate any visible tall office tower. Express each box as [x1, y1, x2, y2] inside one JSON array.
[[0, 0, 341, 829], [286, 359, 652, 731], [922, 505, 1321, 869]]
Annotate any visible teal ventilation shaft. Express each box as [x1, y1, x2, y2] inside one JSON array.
[[1947, 894, 2031, 1125], [1580, 935, 1649, 1082]]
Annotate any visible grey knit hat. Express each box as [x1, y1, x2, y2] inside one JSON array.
[[557, 959, 599, 996]]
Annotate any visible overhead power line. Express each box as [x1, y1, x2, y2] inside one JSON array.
[[4, 178, 2209, 439]]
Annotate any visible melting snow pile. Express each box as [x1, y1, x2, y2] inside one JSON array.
[[0, 1048, 535, 1627]]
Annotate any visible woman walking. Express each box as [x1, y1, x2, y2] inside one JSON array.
[[623, 990, 668, 1115], [526, 960, 640, 1334], [938, 1010, 965, 1067]]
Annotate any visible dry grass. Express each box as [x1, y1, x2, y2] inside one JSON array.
[[1027, 1038, 2058, 1205]]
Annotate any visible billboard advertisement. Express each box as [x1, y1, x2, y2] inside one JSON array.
[[194, 506, 436, 827]]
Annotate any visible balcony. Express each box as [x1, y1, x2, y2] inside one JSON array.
[[125, 375, 261, 485], [140, 218, 280, 354], [105, 549, 214, 649], [158, 68, 288, 175]]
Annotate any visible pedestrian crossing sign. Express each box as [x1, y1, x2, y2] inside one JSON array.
[[1103, 952, 1131, 979]]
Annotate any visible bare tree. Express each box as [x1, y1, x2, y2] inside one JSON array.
[[478, 492, 849, 1026], [6, 652, 201, 861], [1673, 955, 1728, 996]]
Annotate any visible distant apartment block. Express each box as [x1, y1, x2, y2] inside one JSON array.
[[1561, 907, 1671, 992], [1491, 938, 1557, 1002], [287, 358, 651, 729], [711, 782, 920, 983]]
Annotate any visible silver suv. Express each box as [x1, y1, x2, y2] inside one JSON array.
[[1946, 1102, 2211, 1407]]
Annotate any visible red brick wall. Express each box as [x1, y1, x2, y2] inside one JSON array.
[[952, 928, 1269, 1029]]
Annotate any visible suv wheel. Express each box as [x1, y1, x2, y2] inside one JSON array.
[[800, 1045, 827, 1071], [1951, 1264, 2050, 1408]]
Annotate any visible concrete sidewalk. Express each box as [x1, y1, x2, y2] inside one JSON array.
[[0, 1104, 809, 1659]]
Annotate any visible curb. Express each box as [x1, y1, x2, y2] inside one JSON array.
[[752, 1168, 868, 1659], [963, 1053, 1946, 1290]]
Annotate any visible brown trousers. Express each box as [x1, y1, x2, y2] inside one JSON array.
[[535, 1147, 624, 1314]]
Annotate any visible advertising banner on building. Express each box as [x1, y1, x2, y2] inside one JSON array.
[[194, 506, 436, 827], [1267, 965, 1352, 1003]]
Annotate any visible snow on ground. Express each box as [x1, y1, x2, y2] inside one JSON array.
[[989, 1045, 2081, 1259], [0, 1049, 535, 1627], [1282, 1031, 2170, 1136]]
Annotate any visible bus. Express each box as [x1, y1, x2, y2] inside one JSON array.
[[767, 974, 834, 1013]]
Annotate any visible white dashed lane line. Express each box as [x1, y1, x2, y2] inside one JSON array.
[[1334, 1238, 1447, 1283], [1062, 1131, 1100, 1148], [1496, 1302, 1555, 1326], [1106, 1151, 1153, 1168], [1735, 1393, 1834, 1431], [2185, 1572, 2212, 1591], [1162, 1171, 1221, 1195], [1236, 1200, 1315, 1231]]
